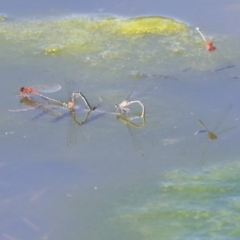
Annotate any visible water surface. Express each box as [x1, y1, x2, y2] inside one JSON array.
[[1, 0, 240, 239]]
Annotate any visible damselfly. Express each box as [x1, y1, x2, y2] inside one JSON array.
[[196, 27, 216, 52], [115, 84, 145, 118], [194, 106, 239, 162], [64, 80, 98, 112], [19, 84, 64, 105]]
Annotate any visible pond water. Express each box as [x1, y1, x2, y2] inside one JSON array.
[[1, 0, 240, 239]]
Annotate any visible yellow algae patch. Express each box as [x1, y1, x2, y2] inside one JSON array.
[[112, 16, 187, 35], [0, 15, 188, 55], [85, 16, 187, 35], [44, 45, 62, 54]]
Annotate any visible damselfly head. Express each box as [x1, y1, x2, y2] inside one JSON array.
[[19, 87, 25, 92]]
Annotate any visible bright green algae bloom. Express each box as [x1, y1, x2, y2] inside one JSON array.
[[0, 15, 187, 55]]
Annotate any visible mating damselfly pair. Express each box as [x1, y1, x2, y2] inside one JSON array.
[[11, 80, 146, 127]]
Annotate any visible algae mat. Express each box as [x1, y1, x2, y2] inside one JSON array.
[[106, 162, 240, 239], [0, 14, 231, 76], [0, 15, 187, 54]]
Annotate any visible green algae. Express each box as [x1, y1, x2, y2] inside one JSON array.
[[85, 16, 187, 35], [44, 45, 62, 54], [0, 14, 232, 73], [110, 162, 240, 239], [0, 15, 187, 56], [113, 16, 186, 35]]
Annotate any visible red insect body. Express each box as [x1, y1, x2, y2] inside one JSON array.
[[196, 27, 216, 52], [19, 87, 38, 95], [205, 41, 216, 51]]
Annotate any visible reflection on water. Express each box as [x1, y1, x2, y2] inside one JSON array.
[[116, 113, 146, 157]]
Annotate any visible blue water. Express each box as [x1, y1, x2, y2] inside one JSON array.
[[1, 0, 240, 239]]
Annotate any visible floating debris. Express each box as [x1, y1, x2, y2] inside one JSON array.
[[44, 45, 62, 54]]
